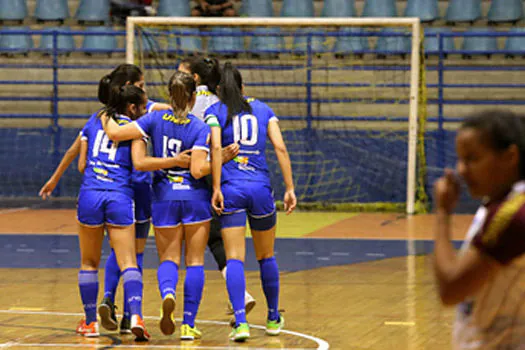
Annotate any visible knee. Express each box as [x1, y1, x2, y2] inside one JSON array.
[[223, 8, 236, 16], [256, 252, 274, 261], [191, 9, 201, 16], [81, 258, 99, 270]]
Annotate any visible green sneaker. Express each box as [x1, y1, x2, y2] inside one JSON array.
[[266, 315, 284, 336], [229, 322, 250, 342]]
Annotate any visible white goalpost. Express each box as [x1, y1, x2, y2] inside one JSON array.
[[126, 17, 423, 215]]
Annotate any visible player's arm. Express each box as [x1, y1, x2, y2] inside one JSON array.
[[39, 135, 81, 199], [268, 119, 297, 214], [433, 170, 501, 305], [131, 139, 190, 171], [102, 114, 144, 142], [78, 138, 88, 174]]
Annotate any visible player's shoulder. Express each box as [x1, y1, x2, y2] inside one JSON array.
[[248, 97, 274, 118], [188, 113, 209, 130], [482, 194, 525, 247]]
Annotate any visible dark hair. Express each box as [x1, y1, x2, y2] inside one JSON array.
[[99, 85, 146, 121], [218, 62, 252, 124], [187, 56, 221, 95], [98, 64, 143, 105], [168, 71, 196, 120], [461, 110, 525, 178]]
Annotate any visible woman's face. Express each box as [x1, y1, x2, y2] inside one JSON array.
[[129, 95, 148, 120], [455, 127, 519, 199]]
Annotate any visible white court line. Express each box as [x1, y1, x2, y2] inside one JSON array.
[[0, 207, 29, 216], [0, 344, 312, 349], [0, 309, 329, 350]]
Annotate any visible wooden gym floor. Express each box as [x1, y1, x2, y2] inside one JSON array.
[[0, 209, 474, 349]]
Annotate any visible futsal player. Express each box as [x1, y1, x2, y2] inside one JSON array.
[[206, 62, 297, 341]]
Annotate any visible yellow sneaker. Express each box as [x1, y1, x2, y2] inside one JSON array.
[[266, 315, 284, 336], [180, 324, 202, 340], [159, 294, 176, 335]]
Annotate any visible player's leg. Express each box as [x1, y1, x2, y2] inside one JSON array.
[[180, 201, 211, 341], [249, 184, 283, 336], [99, 237, 120, 332], [152, 200, 183, 336], [205, 175, 256, 316], [106, 193, 149, 341], [76, 189, 105, 337]]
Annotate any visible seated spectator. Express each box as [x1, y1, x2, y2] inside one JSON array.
[[192, 0, 236, 17], [111, 0, 155, 24]]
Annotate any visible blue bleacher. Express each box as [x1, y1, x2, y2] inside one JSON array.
[[207, 27, 244, 57], [461, 28, 499, 58], [280, 0, 315, 17], [0, 26, 33, 55], [157, 0, 190, 17], [249, 27, 285, 56], [445, 0, 482, 24], [404, 0, 439, 22], [322, 0, 356, 17], [167, 27, 203, 55], [362, 0, 397, 17], [488, 0, 524, 24], [81, 26, 118, 56], [241, 0, 273, 17], [75, 0, 110, 23], [424, 27, 456, 56], [375, 28, 411, 57], [504, 27, 525, 57], [39, 26, 75, 55], [35, 0, 69, 23], [333, 27, 369, 56], [0, 0, 27, 22]]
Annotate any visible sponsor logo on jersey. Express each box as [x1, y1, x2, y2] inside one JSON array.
[[162, 113, 191, 125]]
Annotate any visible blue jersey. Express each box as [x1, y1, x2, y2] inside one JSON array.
[[134, 111, 211, 201], [204, 97, 278, 185], [80, 113, 133, 197], [131, 99, 158, 185]]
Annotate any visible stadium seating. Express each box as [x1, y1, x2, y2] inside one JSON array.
[[445, 0, 482, 24], [488, 0, 524, 24], [375, 28, 411, 57], [404, 0, 439, 23], [280, 0, 315, 17], [157, 0, 191, 17], [321, 0, 356, 17], [39, 26, 75, 55], [292, 28, 330, 55], [249, 27, 285, 57], [75, 0, 110, 24], [0, 0, 27, 22], [207, 27, 244, 57], [362, 0, 397, 17], [35, 0, 69, 23], [136, 29, 160, 55], [461, 28, 498, 58], [81, 26, 118, 56], [424, 27, 455, 56], [167, 27, 203, 55], [333, 27, 369, 57], [0, 26, 33, 55], [241, 0, 273, 17], [504, 27, 525, 57]]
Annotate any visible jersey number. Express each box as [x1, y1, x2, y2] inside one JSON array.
[[233, 114, 258, 146], [93, 130, 117, 161], [163, 136, 182, 157]]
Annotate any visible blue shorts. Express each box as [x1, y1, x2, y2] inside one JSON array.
[[152, 200, 212, 228], [77, 190, 135, 227], [220, 181, 276, 230], [133, 182, 152, 223]]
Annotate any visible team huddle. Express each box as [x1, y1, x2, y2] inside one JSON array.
[[39, 57, 297, 342]]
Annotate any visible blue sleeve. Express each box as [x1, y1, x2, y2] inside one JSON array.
[[80, 120, 90, 141], [265, 104, 278, 123], [204, 103, 221, 128], [192, 124, 211, 153], [146, 100, 157, 113], [134, 112, 155, 138]]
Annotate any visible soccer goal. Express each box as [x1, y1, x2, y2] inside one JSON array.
[[125, 17, 427, 214]]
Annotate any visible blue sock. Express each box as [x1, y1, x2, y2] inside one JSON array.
[[78, 270, 98, 324], [259, 257, 280, 321], [157, 260, 178, 299], [183, 266, 204, 328], [226, 259, 246, 326], [122, 268, 143, 318], [136, 252, 144, 273], [103, 249, 120, 303]]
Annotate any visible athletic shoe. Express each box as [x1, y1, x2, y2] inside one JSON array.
[[120, 317, 131, 334], [76, 319, 99, 337], [98, 297, 118, 331], [266, 315, 285, 336], [159, 293, 176, 335], [131, 314, 150, 341], [180, 324, 202, 340], [229, 322, 250, 342]]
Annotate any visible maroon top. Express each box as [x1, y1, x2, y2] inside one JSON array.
[[473, 194, 525, 265]]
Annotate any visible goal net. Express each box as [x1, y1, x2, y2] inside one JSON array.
[[126, 17, 427, 214]]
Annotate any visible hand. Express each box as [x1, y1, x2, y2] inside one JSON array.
[[176, 149, 192, 168], [39, 178, 58, 200], [433, 169, 460, 214], [211, 189, 224, 215], [222, 143, 240, 164], [283, 189, 297, 215], [200, 0, 209, 10]]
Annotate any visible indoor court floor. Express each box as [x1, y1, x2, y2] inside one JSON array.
[[0, 208, 474, 349]]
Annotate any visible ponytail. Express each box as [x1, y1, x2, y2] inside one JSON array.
[[168, 71, 196, 121], [219, 62, 251, 124], [98, 85, 145, 121], [97, 64, 143, 105]]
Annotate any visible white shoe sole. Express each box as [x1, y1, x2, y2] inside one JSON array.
[[159, 296, 176, 335]]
